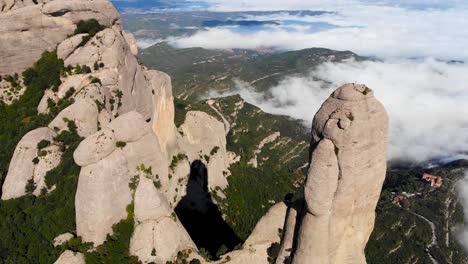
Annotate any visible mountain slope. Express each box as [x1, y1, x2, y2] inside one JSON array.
[[139, 42, 362, 100]]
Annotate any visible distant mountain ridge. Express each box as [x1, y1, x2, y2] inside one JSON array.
[[139, 42, 362, 100]]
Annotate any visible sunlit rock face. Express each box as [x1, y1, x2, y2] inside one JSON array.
[[74, 111, 169, 246], [292, 83, 389, 264], [0, 0, 120, 75], [1, 127, 62, 200]]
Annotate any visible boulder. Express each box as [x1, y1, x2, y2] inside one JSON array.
[[53, 233, 75, 247], [57, 33, 88, 60], [74, 128, 116, 167], [54, 250, 85, 264], [107, 111, 152, 143], [48, 99, 98, 137], [292, 83, 388, 264]]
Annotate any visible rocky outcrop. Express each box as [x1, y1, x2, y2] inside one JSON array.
[[0, 0, 120, 75], [54, 250, 85, 264], [74, 111, 168, 246], [53, 232, 74, 247], [146, 70, 177, 157], [130, 177, 197, 263], [276, 206, 298, 264], [190, 202, 288, 264], [248, 132, 280, 168], [292, 83, 388, 264], [123, 31, 138, 56], [177, 111, 229, 192], [48, 99, 99, 137], [1, 127, 61, 200]]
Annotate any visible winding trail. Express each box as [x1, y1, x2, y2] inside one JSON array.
[[207, 100, 230, 135], [411, 212, 439, 264]]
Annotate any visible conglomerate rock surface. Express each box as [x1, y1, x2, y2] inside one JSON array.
[[292, 83, 388, 264]]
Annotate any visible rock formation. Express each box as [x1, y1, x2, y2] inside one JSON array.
[[130, 176, 196, 263], [0, 0, 389, 262], [291, 83, 388, 264], [177, 111, 229, 194], [54, 250, 85, 264], [1, 127, 62, 199], [74, 111, 169, 246], [53, 232, 75, 247], [0, 0, 120, 75]]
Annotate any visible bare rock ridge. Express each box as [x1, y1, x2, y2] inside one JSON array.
[[291, 83, 389, 264]]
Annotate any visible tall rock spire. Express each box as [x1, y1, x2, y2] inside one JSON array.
[[292, 83, 388, 264]]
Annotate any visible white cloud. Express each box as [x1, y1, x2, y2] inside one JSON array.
[[215, 59, 468, 163], [136, 38, 164, 49], [196, 0, 467, 11], [167, 4, 468, 61]]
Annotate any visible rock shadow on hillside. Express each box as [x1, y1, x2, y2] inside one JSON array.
[[175, 160, 241, 259]]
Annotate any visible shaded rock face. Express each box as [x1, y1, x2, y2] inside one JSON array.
[[204, 202, 288, 264], [0, 0, 120, 75], [292, 84, 388, 264], [175, 160, 242, 259]]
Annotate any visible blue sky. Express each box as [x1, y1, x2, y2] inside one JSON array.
[[111, 0, 467, 11]]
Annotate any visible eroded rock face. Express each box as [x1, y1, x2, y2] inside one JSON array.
[[292, 83, 388, 264], [0, 0, 120, 75], [1, 127, 61, 200], [74, 111, 168, 246]]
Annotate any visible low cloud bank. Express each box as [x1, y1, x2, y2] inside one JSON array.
[[167, 4, 468, 61], [215, 59, 468, 163], [136, 38, 164, 49]]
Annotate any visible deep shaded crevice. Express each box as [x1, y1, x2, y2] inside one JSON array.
[[175, 160, 242, 260], [48, 10, 69, 17]]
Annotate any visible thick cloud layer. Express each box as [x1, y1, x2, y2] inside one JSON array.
[[167, 5, 468, 61], [216, 59, 468, 163]]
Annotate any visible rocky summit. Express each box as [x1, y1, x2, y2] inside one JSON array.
[[0, 0, 390, 263], [292, 84, 389, 264]]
